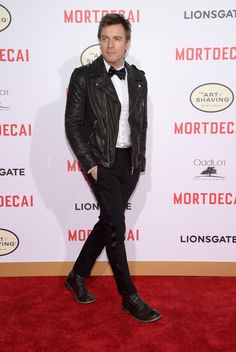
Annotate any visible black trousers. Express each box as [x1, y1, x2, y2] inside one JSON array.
[[73, 148, 140, 296]]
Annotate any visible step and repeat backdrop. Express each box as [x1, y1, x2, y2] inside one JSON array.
[[1, 0, 236, 269]]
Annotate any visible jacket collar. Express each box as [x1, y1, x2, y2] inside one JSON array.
[[89, 56, 144, 111], [125, 61, 145, 114]]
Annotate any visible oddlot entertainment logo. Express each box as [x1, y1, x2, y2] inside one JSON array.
[[193, 159, 226, 181], [0, 89, 10, 111]]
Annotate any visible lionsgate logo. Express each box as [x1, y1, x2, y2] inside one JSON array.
[[0, 89, 10, 111], [180, 234, 236, 244], [193, 159, 226, 181], [75, 202, 132, 211], [0, 168, 26, 176], [184, 9, 236, 20]]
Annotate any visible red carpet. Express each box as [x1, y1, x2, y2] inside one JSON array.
[[1, 276, 235, 352]]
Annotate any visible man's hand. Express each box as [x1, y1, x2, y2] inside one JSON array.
[[90, 166, 98, 181]]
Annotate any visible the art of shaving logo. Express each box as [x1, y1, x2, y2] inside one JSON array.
[[0, 4, 11, 32], [190, 83, 234, 113], [0, 228, 19, 256], [80, 44, 101, 66], [193, 159, 226, 181], [0, 89, 10, 111]]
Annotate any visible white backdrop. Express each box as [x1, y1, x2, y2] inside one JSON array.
[[1, 0, 236, 264]]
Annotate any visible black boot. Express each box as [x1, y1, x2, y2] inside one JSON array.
[[122, 293, 161, 322], [64, 270, 96, 304]]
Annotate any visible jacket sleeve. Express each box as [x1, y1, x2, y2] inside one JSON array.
[[139, 81, 148, 172], [65, 68, 97, 172]]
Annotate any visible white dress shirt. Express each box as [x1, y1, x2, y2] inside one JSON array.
[[88, 60, 131, 174], [104, 60, 131, 148]]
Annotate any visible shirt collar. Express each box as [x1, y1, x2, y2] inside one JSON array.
[[103, 59, 125, 72]]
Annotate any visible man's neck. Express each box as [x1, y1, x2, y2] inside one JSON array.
[[103, 58, 125, 70]]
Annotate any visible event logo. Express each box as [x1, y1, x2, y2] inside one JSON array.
[[173, 192, 236, 205], [0, 124, 32, 136], [68, 229, 140, 241], [174, 121, 236, 135], [0, 229, 19, 256], [0, 89, 10, 111], [184, 9, 236, 20], [67, 160, 82, 172], [193, 159, 226, 181], [0, 5, 11, 32], [0, 168, 25, 176], [64, 9, 140, 23], [176, 46, 236, 61], [0, 195, 34, 207], [0, 49, 30, 62], [80, 44, 101, 65], [190, 83, 234, 113]]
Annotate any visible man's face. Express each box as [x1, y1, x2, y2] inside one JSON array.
[[100, 24, 130, 69]]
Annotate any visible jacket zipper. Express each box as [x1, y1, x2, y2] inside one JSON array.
[[88, 120, 98, 144]]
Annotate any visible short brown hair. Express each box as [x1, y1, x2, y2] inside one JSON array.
[[97, 13, 131, 41]]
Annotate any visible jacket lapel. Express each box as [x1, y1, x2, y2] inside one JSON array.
[[89, 56, 119, 102], [88, 56, 144, 111]]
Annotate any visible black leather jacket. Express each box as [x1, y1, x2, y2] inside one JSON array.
[[65, 55, 147, 173]]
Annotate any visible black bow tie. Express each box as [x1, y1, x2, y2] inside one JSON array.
[[108, 66, 126, 80]]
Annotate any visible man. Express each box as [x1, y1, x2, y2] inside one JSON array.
[[65, 13, 161, 323]]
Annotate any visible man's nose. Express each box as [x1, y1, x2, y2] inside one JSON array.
[[108, 39, 114, 48]]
